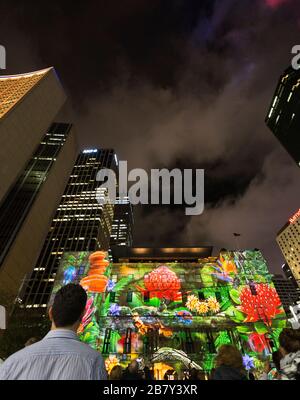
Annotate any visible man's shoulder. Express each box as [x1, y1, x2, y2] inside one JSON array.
[[0, 344, 37, 368], [75, 341, 102, 357]]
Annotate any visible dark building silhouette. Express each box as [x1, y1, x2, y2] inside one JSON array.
[[266, 66, 300, 166], [272, 274, 300, 315]]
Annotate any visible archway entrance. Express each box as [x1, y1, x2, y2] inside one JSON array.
[[151, 347, 202, 380]]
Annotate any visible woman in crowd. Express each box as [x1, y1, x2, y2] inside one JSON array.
[[279, 328, 300, 380], [212, 344, 247, 380], [109, 365, 123, 380]]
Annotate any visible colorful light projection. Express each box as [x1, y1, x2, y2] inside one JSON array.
[[51, 249, 286, 374]]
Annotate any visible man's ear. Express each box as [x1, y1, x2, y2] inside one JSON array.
[[48, 306, 53, 322]]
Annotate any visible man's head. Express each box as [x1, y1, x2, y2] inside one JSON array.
[[49, 284, 87, 331], [128, 360, 139, 373]]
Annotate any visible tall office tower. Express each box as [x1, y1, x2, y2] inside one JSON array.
[[265, 66, 300, 167], [17, 148, 116, 310], [0, 68, 66, 202], [0, 123, 77, 298], [276, 208, 300, 288], [109, 196, 134, 247], [0, 68, 77, 301], [272, 274, 300, 314]]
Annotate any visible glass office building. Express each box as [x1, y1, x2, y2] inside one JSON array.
[[18, 148, 117, 309]]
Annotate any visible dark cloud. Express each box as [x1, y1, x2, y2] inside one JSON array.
[[1, 0, 300, 273]]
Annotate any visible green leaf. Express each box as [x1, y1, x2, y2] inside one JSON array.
[[229, 289, 241, 304], [236, 325, 253, 334], [220, 299, 232, 311], [148, 297, 160, 307], [254, 322, 269, 334], [113, 276, 133, 291], [271, 319, 286, 329], [99, 294, 110, 316], [224, 306, 245, 322], [130, 292, 144, 308]]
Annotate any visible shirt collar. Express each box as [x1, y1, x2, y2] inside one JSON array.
[[44, 329, 79, 341]]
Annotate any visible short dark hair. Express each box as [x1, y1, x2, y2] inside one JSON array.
[[279, 328, 300, 354], [272, 350, 282, 371], [51, 284, 87, 327]]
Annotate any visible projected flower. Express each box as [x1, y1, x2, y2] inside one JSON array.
[[143, 266, 181, 301], [186, 295, 199, 312], [207, 297, 220, 313], [243, 354, 255, 371], [106, 280, 116, 292], [196, 301, 209, 314], [109, 303, 121, 316], [238, 283, 282, 323], [218, 254, 237, 274]]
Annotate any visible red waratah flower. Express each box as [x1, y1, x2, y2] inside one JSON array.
[[238, 283, 282, 324], [249, 333, 268, 353], [143, 266, 182, 301]]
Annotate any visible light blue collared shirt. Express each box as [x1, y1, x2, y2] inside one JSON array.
[[0, 329, 107, 380]]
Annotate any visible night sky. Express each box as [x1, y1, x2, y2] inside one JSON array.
[[1, 0, 300, 273]]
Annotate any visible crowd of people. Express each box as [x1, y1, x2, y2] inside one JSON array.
[[0, 283, 299, 380]]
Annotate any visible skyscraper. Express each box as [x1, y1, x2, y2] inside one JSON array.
[[265, 66, 300, 167], [276, 208, 300, 288], [272, 274, 300, 314], [0, 68, 66, 202], [0, 123, 77, 298], [282, 262, 299, 288], [109, 196, 134, 247], [18, 148, 116, 310], [0, 68, 77, 301]]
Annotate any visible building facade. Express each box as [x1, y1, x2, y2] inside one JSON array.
[[17, 148, 116, 310], [109, 196, 134, 247], [51, 248, 286, 379], [0, 67, 78, 302], [282, 263, 300, 289], [0, 122, 77, 299], [265, 66, 300, 167], [272, 274, 300, 314], [0, 68, 66, 203], [277, 209, 300, 288]]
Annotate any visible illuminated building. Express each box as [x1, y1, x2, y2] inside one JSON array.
[[109, 196, 133, 247], [0, 68, 66, 202], [271, 274, 300, 314], [17, 149, 116, 310], [265, 66, 300, 167], [276, 209, 300, 288], [50, 248, 286, 379]]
